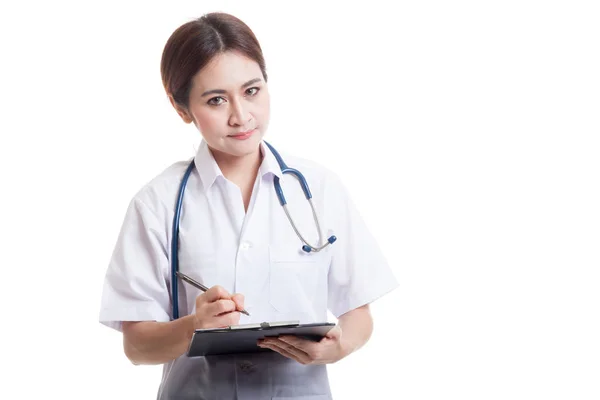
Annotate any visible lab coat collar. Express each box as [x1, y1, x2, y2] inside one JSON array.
[[258, 140, 284, 181], [194, 139, 283, 191], [193, 140, 223, 190]]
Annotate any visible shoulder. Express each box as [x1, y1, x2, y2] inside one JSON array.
[[129, 158, 194, 215]]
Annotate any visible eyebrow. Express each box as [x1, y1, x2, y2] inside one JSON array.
[[200, 78, 263, 97]]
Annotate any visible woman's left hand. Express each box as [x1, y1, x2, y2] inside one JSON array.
[[257, 325, 348, 365]]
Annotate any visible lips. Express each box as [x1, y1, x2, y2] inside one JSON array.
[[228, 128, 257, 140]]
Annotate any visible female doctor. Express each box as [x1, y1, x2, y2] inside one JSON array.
[[99, 12, 398, 400]]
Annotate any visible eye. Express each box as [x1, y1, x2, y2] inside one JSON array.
[[208, 96, 226, 106], [246, 87, 260, 96]]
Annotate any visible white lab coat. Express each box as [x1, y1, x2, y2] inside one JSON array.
[[99, 140, 398, 399]]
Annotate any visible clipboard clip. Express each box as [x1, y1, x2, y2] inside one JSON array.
[[229, 320, 300, 330], [259, 320, 300, 329]]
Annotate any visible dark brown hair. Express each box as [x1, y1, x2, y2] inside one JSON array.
[[160, 12, 268, 110]]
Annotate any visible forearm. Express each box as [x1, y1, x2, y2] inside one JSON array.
[[338, 304, 374, 357], [122, 314, 196, 365]]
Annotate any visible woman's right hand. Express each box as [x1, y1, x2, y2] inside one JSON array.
[[193, 286, 246, 329]]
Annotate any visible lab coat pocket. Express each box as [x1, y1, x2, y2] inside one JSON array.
[[268, 245, 326, 315]]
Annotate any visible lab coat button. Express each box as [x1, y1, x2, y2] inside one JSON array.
[[240, 242, 252, 250], [239, 361, 254, 372]]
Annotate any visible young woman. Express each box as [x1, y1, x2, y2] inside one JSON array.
[[99, 12, 398, 399]]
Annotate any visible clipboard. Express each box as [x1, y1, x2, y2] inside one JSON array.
[[186, 321, 336, 357]]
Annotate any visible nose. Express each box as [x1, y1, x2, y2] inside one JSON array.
[[229, 98, 252, 127]]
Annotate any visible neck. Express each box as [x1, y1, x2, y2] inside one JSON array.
[[211, 146, 263, 184]]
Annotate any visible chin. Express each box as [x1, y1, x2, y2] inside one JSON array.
[[220, 132, 264, 158]]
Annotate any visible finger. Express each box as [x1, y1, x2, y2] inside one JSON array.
[[213, 310, 241, 328], [206, 299, 237, 316], [325, 325, 342, 340], [259, 342, 305, 364], [277, 335, 316, 354], [265, 339, 311, 364], [203, 285, 232, 303], [269, 341, 311, 364], [231, 293, 245, 311]]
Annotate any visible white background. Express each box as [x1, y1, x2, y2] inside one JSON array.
[[1, 0, 599, 399]]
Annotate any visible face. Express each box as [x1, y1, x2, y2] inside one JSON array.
[[170, 51, 270, 159]]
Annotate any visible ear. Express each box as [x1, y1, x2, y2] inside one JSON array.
[[168, 95, 194, 124]]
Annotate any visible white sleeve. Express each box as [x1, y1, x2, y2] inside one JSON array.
[[98, 195, 171, 332], [325, 171, 399, 318]]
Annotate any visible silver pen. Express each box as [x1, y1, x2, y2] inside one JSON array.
[[176, 271, 251, 316]]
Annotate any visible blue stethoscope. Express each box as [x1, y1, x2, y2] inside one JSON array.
[[170, 141, 337, 319]]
